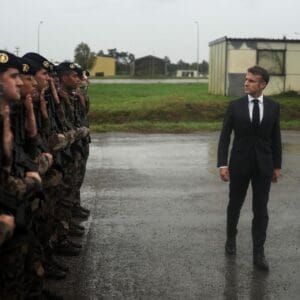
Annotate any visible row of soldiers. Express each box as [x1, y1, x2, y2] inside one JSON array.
[[0, 50, 91, 299]]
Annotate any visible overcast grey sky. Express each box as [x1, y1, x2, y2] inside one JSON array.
[[1, 0, 299, 63]]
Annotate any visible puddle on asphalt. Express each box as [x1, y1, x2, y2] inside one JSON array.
[[282, 143, 300, 155]]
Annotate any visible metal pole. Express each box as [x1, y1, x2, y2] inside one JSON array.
[[15, 47, 20, 56], [195, 21, 199, 78], [37, 21, 43, 53]]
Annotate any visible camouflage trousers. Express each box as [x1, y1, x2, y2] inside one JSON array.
[[75, 154, 89, 206], [51, 157, 79, 243], [0, 233, 27, 299], [51, 143, 89, 243], [0, 231, 43, 300], [73, 142, 90, 207]]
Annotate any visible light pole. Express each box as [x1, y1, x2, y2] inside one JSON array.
[[15, 46, 20, 56], [37, 21, 43, 53], [195, 21, 199, 78]]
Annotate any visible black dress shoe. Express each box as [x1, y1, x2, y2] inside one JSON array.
[[253, 253, 269, 272], [225, 238, 236, 255], [44, 263, 67, 280]]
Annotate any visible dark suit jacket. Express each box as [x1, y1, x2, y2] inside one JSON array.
[[217, 95, 282, 177]]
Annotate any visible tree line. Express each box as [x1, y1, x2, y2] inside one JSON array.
[[74, 42, 208, 76]]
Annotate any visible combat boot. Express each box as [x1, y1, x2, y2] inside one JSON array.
[[52, 256, 69, 272], [71, 205, 89, 219], [54, 240, 81, 256], [41, 288, 64, 300], [69, 223, 85, 237], [44, 263, 67, 280], [78, 205, 90, 215], [67, 238, 82, 249], [70, 219, 85, 231]]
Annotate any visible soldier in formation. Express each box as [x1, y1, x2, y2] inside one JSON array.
[[0, 50, 91, 300]]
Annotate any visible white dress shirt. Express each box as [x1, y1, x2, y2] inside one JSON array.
[[248, 94, 264, 122]]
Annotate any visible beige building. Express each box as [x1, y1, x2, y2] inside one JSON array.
[[209, 36, 300, 96], [89, 56, 116, 77]]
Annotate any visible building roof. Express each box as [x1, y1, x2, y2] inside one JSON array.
[[209, 36, 300, 46], [135, 55, 165, 62]]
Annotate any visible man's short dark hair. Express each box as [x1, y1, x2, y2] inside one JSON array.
[[247, 65, 270, 84]]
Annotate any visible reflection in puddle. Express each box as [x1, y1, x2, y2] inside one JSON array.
[[223, 256, 270, 300], [283, 143, 300, 155]]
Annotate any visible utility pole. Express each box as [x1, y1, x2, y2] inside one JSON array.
[[195, 21, 199, 78], [15, 46, 20, 56], [37, 21, 43, 53]]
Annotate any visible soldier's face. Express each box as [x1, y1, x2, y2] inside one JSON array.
[[35, 69, 50, 91], [0, 68, 23, 101], [76, 77, 83, 89], [20, 74, 38, 98], [63, 71, 80, 89]]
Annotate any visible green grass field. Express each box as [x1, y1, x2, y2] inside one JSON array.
[[88, 83, 300, 132]]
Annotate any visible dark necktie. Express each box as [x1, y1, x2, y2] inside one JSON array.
[[252, 99, 260, 127]]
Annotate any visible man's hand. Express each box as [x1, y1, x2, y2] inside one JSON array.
[[0, 214, 15, 245], [49, 78, 60, 105], [220, 167, 230, 182], [25, 171, 42, 184], [24, 94, 34, 112], [24, 94, 38, 138], [0, 214, 15, 232], [2, 104, 13, 162], [42, 152, 53, 167], [39, 88, 49, 120], [272, 169, 280, 183]]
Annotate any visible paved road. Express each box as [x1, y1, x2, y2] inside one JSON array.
[[48, 132, 300, 299], [90, 78, 208, 84]]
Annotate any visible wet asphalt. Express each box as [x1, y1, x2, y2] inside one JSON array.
[[47, 132, 300, 300]]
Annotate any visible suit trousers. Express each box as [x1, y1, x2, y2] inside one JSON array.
[[227, 158, 272, 250]]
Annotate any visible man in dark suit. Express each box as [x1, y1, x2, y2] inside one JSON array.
[[217, 65, 282, 271]]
